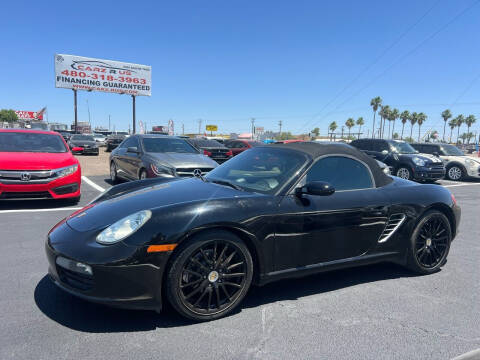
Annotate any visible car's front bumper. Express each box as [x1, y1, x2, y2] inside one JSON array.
[[45, 222, 171, 312], [0, 171, 81, 200], [413, 166, 445, 180], [465, 163, 480, 178]]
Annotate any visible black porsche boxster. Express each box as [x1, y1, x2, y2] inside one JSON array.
[[45, 142, 460, 321]]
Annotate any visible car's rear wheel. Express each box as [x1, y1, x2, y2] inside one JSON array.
[[446, 165, 464, 181], [139, 169, 147, 180], [407, 210, 451, 274], [110, 161, 119, 183], [396, 167, 412, 180], [166, 230, 253, 321]]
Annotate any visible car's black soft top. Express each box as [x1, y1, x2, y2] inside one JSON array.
[[266, 141, 393, 187]]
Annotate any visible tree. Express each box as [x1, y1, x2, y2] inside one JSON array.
[[329, 121, 338, 140], [417, 112, 427, 141], [403, 136, 414, 143], [0, 109, 18, 123], [345, 118, 355, 138], [448, 118, 457, 143], [379, 105, 390, 139], [464, 115, 476, 144], [370, 97, 382, 139], [441, 109, 452, 142], [278, 132, 294, 140], [311, 127, 320, 137], [466, 132, 475, 143], [390, 108, 399, 140], [409, 112, 418, 140], [392, 132, 399, 139], [454, 115, 464, 144], [459, 133, 468, 144], [429, 130, 438, 141], [400, 110, 410, 140], [356, 117, 364, 139]]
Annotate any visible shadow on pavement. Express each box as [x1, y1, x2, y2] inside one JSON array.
[[35, 262, 414, 332]]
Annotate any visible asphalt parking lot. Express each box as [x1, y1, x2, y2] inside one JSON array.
[[1, 175, 479, 360]]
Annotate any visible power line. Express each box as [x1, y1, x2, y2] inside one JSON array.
[[299, 0, 442, 132], [306, 0, 480, 131]]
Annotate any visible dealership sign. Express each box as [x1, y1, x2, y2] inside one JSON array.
[[14, 110, 43, 120], [54, 54, 151, 96]]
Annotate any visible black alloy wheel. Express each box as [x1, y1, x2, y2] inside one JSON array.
[[407, 210, 451, 274], [166, 231, 253, 321]]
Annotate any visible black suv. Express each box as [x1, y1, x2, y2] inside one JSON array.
[[350, 139, 445, 181]]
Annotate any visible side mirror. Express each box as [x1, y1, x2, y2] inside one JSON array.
[[295, 181, 335, 197], [433, 151, 440, 157], [127, 146, 140, 153]]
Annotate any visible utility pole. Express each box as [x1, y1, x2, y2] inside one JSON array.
[[182, 123, 185, 135], [197, 119, 202, 135], [278, 120, 282, 139], [73, 89, 78, 133], [341, 126, 344, 139], [132, 95, 136, 134], [108, 114, 111, 131], [86, 99, 91, 127], [251, 118, 255, 140]]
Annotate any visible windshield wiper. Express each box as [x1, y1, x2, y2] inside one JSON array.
[[209, 179, 243, 191]]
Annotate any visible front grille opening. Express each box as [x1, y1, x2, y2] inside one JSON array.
[[57, 266, 94, 291], [52, 183, 79, 195], [378, 214, 406, 243], [0, 191, 52, 199]]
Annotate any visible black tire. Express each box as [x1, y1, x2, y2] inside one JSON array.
[[446, 164, 465, 181], [110, 161, 119, 184], [406, 210, 451, 275], [139, 169, 147, 180], [396, 166, 412, 180], [166, 230, 253, 321]]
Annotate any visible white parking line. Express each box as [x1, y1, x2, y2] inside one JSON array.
[[81, 176, 105, 192], [444, 183, 480, 188], [0, 207, 82, 214]]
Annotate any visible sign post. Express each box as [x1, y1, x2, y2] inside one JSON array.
[[132, 95, 136, 134], [73, 89, 78, 133]]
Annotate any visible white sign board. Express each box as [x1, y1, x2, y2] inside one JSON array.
[[54, 54, 151, 96]]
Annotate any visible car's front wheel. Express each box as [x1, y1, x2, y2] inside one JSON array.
[[110, 161, 119, 183], [396, 167, 412, 180], [407, 210, 451, 274], [446, 165, 464, 181], [166, 230, 253, 321]]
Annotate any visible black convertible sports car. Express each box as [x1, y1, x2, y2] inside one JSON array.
[[45, 142, 460, 321]]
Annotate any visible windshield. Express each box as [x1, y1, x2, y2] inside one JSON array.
[[390, 141, 417, 154], [142, 138, 198, 153], [71, 135, 94, 141], [206, 147, 307, 194], [0, 132, 67, 153], [440, 144, 464, 156], [189, 139, 224, 147]]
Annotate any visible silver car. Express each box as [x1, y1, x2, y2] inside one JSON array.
[[411, 142, 480, 181], [109, 135, 218, 183]]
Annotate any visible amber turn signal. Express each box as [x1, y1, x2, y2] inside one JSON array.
[[147, 244, 177, 253]]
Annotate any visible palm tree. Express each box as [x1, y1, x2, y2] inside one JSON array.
[[345, 118, 355, 138], [448, 118, 457, 143], [400, 110, 410, 140], [441, 109, 452, 142], [379, 105, 391, 139], [417, 112, 427, 142], [460, 133, 468, 144], [409, 112, 418, 140], [390, 108, 399, 139], [356, 117, 364, 139], [454, 115, 464, 144], [464, 115, 476, 144], [329, 121, 337, 140], [370, 97, 382, 138]]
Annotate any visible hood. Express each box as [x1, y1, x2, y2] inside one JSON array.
[[70, 140, 96, 146], [398, 153, 442, 164], [66, 178, 254, 232], [417, 153, 443, 163], [442, 155, 480, 165], [0, 151, 76, 170], [146, 152, 218, 169]]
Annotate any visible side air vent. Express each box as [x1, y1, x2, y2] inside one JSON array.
[[378, 214, 406, 243]]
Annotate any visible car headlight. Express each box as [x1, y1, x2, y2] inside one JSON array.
[[96, 210, 152, 245], [53, 164, 78, 178], [383, 166, 391, 175], [151, 163, 174, 176], [412, 157, 426, 167]]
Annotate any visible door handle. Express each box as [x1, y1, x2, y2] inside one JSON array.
[[365, 206, 387, 216]]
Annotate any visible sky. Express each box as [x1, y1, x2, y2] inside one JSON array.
[[1, 0, 480, 139]]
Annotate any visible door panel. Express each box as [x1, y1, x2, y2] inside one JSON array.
[[274, 189, 389, 271]]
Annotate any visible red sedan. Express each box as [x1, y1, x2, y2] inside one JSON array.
[[224, 139, 263, 156], [0, 129, 81, 202]]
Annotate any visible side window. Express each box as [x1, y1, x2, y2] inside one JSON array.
[[376, 141, 389, 152], [121, 137, 135, 149], [305, 156, 374, 191], [237, 142, 248, 148], [421, 145, 433, 154], [225, 141, 235, 149]]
